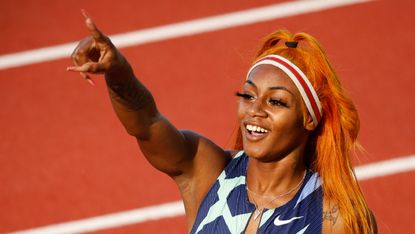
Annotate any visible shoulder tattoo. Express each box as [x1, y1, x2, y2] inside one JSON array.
[[323, 205, 339, 226]]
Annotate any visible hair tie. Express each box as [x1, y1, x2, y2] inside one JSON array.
[[285, 41, 298, 48], [246, 54, 322, 126]]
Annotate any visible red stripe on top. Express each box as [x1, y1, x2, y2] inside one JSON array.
[[257, 56, 321, 123]]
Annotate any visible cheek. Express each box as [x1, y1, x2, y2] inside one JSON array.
[[271, 108, 305, 135], [237, 102, 246, 121]]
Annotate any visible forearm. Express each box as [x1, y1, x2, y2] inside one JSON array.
[[105, 59, 158, 139]]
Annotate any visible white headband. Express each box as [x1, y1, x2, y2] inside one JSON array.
[[246, 54, 322, 126]]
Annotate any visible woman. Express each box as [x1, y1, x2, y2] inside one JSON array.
[[68, 13, 377, 233]]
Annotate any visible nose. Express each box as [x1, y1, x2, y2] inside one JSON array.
[[247, 99, 267, 118]]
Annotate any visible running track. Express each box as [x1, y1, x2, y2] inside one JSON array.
[[1, 0, 414, 233]]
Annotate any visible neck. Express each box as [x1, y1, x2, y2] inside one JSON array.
[[246, 149, 307, 197]]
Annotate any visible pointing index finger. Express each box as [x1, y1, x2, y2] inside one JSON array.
[[81, 9, 107, 42]]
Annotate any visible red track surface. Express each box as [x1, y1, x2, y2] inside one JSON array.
[[1, 0, 414, 233]]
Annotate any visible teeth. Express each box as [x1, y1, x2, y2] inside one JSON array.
[[246, 124, 268, 133]]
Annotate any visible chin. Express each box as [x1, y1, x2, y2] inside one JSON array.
[[243, 145, 268, 160], [243, 143, 286, 163]]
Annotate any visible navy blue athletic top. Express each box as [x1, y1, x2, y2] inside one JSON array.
[[190, 151, 323, 234]]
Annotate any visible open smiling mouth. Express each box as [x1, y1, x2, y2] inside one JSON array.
[[245, 124, 269, 140]]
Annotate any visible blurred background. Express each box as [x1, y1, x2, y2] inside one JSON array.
[[1, 0, 414, 233]]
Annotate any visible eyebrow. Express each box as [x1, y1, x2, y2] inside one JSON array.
[[269, 86, 295, 96], [245, 80, 294, 96], [245, 80, 257, 88]]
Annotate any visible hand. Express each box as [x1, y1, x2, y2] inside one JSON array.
[[67, 10, 125, 85]]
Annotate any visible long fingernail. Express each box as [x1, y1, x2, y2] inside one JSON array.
[[86, 78, 95, 86], [81, 9, 88, 18]]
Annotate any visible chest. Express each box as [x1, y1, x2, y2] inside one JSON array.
[[191, 154, 323, 234]]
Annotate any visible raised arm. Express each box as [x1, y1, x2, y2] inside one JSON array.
[[67, 12, 229, 181]]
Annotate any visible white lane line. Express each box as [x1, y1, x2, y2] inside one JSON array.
[[0, 0, 371, 71], [11, 154, 415, 234], [355, 154, 415, 181], [13, 201, 185, 234]]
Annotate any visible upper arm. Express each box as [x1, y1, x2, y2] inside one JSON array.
[[136, 114, 193, 176], [136, 113, 229, 178]]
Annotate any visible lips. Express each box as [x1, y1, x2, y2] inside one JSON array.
[[244, 123, 270, 141]]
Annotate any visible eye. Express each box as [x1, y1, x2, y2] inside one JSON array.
[[236, 92, 254, 101], [269, 98, 288, 107]]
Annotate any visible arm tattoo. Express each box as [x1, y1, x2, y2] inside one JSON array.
[[323, 205, 339, 226], [106, 74, 155, 111]]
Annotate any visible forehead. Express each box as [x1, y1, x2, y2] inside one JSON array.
[[246, 64, 300, 95]]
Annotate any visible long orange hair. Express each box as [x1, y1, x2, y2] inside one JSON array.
[[234, 30, 375, 233]]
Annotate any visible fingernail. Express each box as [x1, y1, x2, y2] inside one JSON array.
[[86, 79, 95, 86], [81, 9, 88, 18]]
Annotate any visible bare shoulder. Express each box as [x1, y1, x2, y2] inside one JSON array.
[[322, 199, 345, 234], [322, 199, 378, 234]]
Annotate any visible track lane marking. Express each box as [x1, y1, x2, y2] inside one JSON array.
[[13, 201, 184, 234], [355, 154, 415, 180], [12, 154, 415, 234], [0, 0, 371, 70]]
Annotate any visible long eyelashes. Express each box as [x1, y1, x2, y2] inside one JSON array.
[[269, 99, 288, 107], [236, 91, 288, 107], [235, 92, 253, 100]]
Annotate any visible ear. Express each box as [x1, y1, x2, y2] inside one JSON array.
[[304, 114, 316, 131]]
